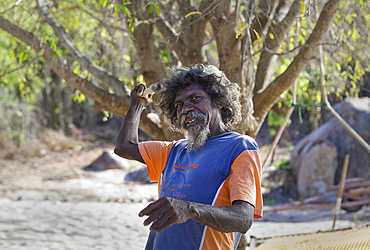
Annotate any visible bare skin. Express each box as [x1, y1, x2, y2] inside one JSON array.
[[115, 84, 255, 234]]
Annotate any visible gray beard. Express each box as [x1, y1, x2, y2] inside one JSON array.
[[179, 111, 210, 152], [185, 122, 210, 152]]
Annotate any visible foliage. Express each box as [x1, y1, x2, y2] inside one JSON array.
[[265, 0, 370, 130], [0, 0, 369, 146], [273, 160, 290, 170], [0, 88, 37, 148], [0, 0, 135, 147]]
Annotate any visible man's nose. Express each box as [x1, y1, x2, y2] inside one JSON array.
[[182, 101, 194, 113]]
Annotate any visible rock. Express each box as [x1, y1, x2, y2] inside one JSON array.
[[296, 141, 338, 197], [84, 149, 130, 171], [291, 97, 370, 197], [124, 165, 150, 183]]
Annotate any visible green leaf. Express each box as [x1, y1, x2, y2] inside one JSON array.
[[185, 11, 202, 18], [336, 63, 341, 71], [136, 74, 144, 83], [352, 28, 361, 41], [155, 5, 160, 16], [236, 23, 248, 38], [300, 1, 305, 17], [50, 38, 56, 49], [123, 55, 130, 62], [102, 0, 108, 7], [253, 29, 261, 42], [19, 52, 24, 64], [148, 4, 154, 14], [122, 6, 131, 17]]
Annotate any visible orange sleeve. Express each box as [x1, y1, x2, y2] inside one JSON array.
[[138, 141, 175, 182], [229, 150, 263, 219]]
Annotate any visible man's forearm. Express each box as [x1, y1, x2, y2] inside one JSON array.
[[115, 85, 150, 162], [139, 197, 254, 234], [188, 200, 254, 234], [117, 103, 145, 145]]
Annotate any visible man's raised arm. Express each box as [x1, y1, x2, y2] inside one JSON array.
[[114, 84, 152, 163]]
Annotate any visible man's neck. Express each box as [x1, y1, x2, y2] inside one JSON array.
[[208, 123, 228, 138]]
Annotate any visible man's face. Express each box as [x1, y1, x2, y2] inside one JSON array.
[[173, 84, 220, 151]]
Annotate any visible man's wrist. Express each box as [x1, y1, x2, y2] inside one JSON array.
[[186, 201, 200, 220]]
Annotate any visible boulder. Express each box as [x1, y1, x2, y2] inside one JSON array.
[[124, 165, 150, 183], [84, 149, 130, 171], [291, 97, 370, 197], [296, 141, 338, 197]]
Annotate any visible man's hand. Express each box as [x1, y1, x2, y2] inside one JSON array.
[[139, 197, 194, 233], [130, 84, 152, 107]]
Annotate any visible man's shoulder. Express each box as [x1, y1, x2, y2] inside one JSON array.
[[219, 132, 259, 151], [139, 140, 177, 150]]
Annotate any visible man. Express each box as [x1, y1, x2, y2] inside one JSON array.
[[115, 64, 263, 250]]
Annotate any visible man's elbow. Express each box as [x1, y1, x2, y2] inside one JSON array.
[[114, 143, 142, 162], [232, 201, 254, 234], [239, 217, 253, 234], [114, 146, 131, 160]]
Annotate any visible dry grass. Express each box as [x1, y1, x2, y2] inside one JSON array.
[[0, 129, 91, 160]]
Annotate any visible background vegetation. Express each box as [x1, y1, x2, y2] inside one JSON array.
[[0, 0, 369, 158]]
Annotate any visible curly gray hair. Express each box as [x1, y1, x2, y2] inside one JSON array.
[[159, 64, 241, 131]]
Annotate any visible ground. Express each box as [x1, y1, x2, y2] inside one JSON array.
[[0, 129, 369, 249]]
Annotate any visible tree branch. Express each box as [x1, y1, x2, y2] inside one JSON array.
[[0, 15, 166, 140], [70, 6, 129, 33], [252, 0, 341, 136], [251, 41, 340, 57], [0, 56, 40, 78], [153, 0, 215, 65], [36, 0, 130, 96], [209, 0, 241, 83], [254, 0, 300, 95], [250, 0, 277, 43]]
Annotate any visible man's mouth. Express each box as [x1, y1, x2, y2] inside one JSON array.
[[185, 118, 197, 125], [180, 111, 206, 129]]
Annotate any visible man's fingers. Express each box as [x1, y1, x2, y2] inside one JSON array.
[[142, 207, 166, 226], [153, 216, 177, 233], [138, 197, 185, 232], [139, 197, 169, 217], [136, 84, 145, 96], [148, 208, 175, 230]]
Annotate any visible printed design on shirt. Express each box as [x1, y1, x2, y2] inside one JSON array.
[[160, 163, 199, 200]]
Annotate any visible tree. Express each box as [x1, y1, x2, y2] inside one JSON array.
[[0, 0, 364, 141]]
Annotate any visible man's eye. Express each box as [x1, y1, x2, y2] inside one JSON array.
[[192, 96, 200, 101], [175, 103, 182, 109]]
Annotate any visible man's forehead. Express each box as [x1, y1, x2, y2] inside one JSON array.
[[175, 84, 206, 100]]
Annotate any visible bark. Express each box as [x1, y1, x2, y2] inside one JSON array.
[[127, 0, 183, 141], [210, 0, 241, 83], [238, 0, 258, 135], [252, 0, 342, 137], [254, 0, 298, 95], [154, 0, 211, 66], [0, 16, 166, 140], [127, 0, 167, 85], [250, 0, 277, 43]]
